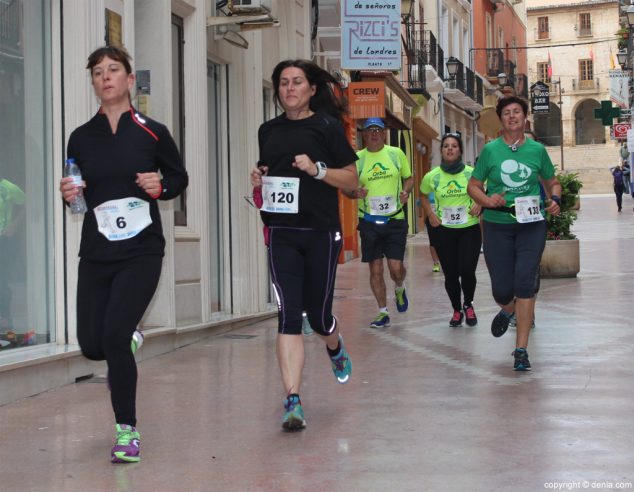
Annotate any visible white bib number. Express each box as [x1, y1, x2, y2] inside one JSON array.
[[94, 197, 152, 241], [368, 195, 397, 216], [442, 206, 467, 225], [514, 195, 544, 223], [261, 177, 299, 214]]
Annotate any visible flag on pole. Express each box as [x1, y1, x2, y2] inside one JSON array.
[[589, 47, 594, 62], [547, 52, 553, 78], [610, 47, 615, 69]]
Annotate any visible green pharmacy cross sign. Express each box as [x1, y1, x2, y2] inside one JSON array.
[[594, 100, 621, 126]]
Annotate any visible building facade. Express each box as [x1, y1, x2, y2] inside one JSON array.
[[526, 0, 619, 147]]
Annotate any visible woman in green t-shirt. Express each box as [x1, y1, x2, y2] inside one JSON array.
[[420, 133, 482, 328], [467, 96, 561, 371]]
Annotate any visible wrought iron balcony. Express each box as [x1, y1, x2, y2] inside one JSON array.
[[515, 74, 528, 99], [400, 23, 444, 92], [487, 49, 504, 78], [504, 60, 516, 89]]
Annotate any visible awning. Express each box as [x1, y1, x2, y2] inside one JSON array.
[[477, 107, 502, 139]]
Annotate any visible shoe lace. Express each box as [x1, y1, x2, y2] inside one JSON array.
[[452, 311, 462, 321], [116, 428, 138, 446], [464, 306, 475, 318], [374, 313, 387, 322], [332, 353, 349, 372]]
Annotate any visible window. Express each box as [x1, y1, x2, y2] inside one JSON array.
[[171, 14, 187, 226], [579, 59, 594, 89], [0, 1, 54, 352], [578, 13, 591, 37], [537, 62, 550, 83], [537, 17, 549, 40]]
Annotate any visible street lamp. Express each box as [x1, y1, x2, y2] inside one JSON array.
[[626, 5, 634, 26], [497, 72, 507, 87], [446, 57, 460, 79], [551, 78, 565, 170]]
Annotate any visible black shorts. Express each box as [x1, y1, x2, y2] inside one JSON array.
[[358, 218, 408, 262]]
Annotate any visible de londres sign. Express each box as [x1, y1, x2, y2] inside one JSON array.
[[341, 0, 401, 70]]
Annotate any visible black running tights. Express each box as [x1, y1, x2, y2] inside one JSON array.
[[77, 256, 162, 426]]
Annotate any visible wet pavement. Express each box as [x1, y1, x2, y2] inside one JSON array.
[[1, 195, 633, 492]]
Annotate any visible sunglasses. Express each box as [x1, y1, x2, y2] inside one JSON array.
[[443, 132, 461, 139], [364, 127, 384, 134]]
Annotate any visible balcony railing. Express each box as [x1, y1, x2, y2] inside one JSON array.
[[504, 60, 516, 89], [572, 78, 599, 91], [400, 25, 444, 92], [515, 73, 528, 99], [487, 49, 504, 78], [466, 67, 475, 100], [476, 76, 483, 105]]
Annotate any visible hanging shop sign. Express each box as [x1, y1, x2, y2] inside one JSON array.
[[341, 0, 401, 70], [348, 81, 386, 119], [530, 81, 550, 114]]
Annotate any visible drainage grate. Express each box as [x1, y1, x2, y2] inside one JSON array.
[[221, 334, 257, 340]]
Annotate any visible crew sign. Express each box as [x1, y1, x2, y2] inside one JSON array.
[[530, 81, 550, 114], [341, 0, 401, 70]]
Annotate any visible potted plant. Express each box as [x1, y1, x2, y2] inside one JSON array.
[[540, 171, 583, 278]]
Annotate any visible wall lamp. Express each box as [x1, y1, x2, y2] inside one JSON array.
[[485, 72, 508, 94], [446, 57, 460, 79], [627, 5, 634, 26], [617, 49, 628, 69]]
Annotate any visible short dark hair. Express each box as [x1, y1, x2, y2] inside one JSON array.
[[441, 133, 463, 155], [86, 46, 133, 75], [271, 59, 348, 122], [496, 96, 528, 118]]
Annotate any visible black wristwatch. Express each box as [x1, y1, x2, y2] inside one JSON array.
[[550, 194, 561, 207]]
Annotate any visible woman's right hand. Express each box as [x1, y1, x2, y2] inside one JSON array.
[[485, 192, 506, 209], [59, 177, 85, 203], [428, 214, 442, 228], [250, 165, 268, 187]]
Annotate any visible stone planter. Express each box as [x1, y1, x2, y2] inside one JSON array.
[[540, 239, 580, 278]]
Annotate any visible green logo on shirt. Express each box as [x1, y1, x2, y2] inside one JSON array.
[[443, 180, 465, 195]]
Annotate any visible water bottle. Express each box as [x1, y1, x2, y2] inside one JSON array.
[[64, 158, 87, 214]]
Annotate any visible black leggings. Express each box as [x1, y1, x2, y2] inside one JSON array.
[[77, 255, 162, 426], [435, 224, 481, 311], [615, 184, 624, 210], [483, 221, 546, 305], [268, 228, 341, 336]]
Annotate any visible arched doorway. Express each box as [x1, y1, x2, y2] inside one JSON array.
[[575, 99, 604, 144], [533, 102, 561, 146]]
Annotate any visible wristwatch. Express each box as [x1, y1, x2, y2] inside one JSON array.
[[314, 161, 327, 180], [550, 194, 561, 206]]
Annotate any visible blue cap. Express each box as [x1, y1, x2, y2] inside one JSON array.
[[363, 117, 385, 129]]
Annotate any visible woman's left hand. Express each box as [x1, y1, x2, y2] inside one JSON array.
[[136, 172, 162, 197], [469, 203, 482, 217], [545, 200, 560, 216], [292, 154, 317, 177]]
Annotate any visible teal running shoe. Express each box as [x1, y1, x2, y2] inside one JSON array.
[[395, 287, 408, 313], [330, 335, 352, 384], [111, 424, 141, 463], [131, 330, 144, 354], [282, 395, 306, 431], [512, 348, 531, 371], [369, 312, 391, 328]]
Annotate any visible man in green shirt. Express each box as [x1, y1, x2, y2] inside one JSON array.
[[345, 118, 414, 328], [0, 177, 26, 338]]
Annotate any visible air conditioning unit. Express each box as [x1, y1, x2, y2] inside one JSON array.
[[228, 0, 272, 14]]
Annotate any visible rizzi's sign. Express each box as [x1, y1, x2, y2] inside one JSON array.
[[341, 0, 401, 70]]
